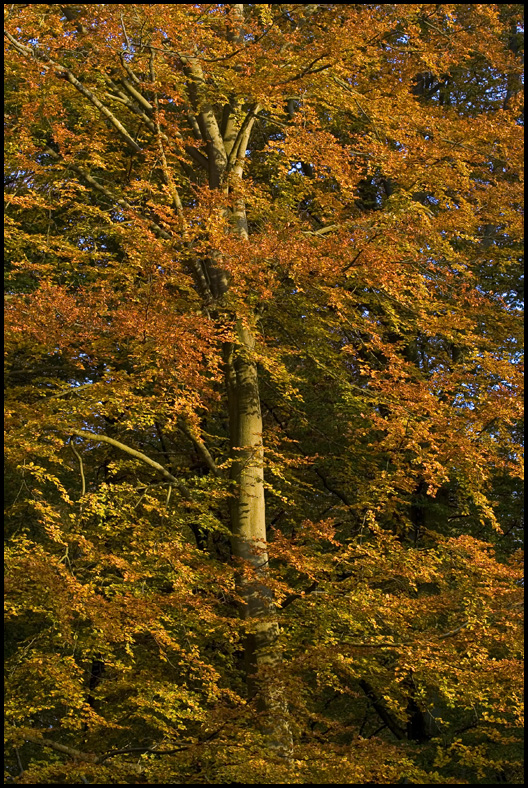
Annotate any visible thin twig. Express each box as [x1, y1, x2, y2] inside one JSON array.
[[69, 438, 86, 497], [42, 145, 173, 240], [274, 59, 332, 86], [151, 48, 184, 215], [120, 14, 131, 51]]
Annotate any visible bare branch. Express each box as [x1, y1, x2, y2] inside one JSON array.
[[23, 734, 97, 763], [120, 77, 153, 111], [119, 53, 143, 86], [56, 67, 142, 152], [99, 83, 210, 171], [42, 146, 211, 303], [23, 733, 142, 775], [227, 3, 245, 45], [359, 680, 406, 740], [185, 109, 204, 141], [4, 31, 141, 152], [438, 620, 469, 639], [43, 146, 134, 209], [151, 48, 184, 215], [120, 13, 131, 51], [70, 429, 191, 498], [69, 437, 86, 497], [179, 421, 220, 477], [179, 53, 227, 185], [301, 224, 340, 237], [274, 56, 332, 86], [226, 103, 261, 176], [45, 382, 97, 399], [280, 580, 319, 609], [4, 30, 34, 57], [97, 721, 227, 764]]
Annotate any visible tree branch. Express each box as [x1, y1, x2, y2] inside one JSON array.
[[41, 145, 212, 303], [108, 76, 203, 166], [151, 48, 184, 215], [179, 53, 227, 186], [274, 56, 332, 86], [279, 580, 319, 609], [4, 31, 142, 153], [69, 437, 86, 497], [104, 88, 157, 134], [359, 680, 406, 740], [42, 145, 174, 239], [43, 145, 135, 210], [23, 733, 142, 775], [226, 103, 261, 176], [120, 76, 154, 111], [23, 734, 97, 763], [263, 401, 351, 506], [97, 720, 226, 764], [69, 429, 191, 498], [56, 66, 142, 152], [178, 421, 220, 477]]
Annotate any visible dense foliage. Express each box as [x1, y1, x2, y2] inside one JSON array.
[[4, 4, 523, 784]]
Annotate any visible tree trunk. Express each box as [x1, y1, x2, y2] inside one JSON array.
[[178, 3, 291, 747], [223, 321, 291, 755]]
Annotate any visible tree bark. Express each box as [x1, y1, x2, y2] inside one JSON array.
[[176, 4, 291, 751], [224, 319, 291, 754], [177, 5, 290, 747]]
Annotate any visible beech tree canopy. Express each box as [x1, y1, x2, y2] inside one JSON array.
[[4, 4, 523, 784]]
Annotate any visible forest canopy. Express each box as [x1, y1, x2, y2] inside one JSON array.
[[4, 4, 524, 784]]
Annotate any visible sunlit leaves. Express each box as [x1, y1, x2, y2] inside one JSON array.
[[4, 2, 523, 784]]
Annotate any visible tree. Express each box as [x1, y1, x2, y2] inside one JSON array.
[[4, 4, 523, 784]]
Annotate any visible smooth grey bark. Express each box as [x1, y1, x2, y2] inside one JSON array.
[[223, 321, 291, 753], [180, 10, 292, 754]]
